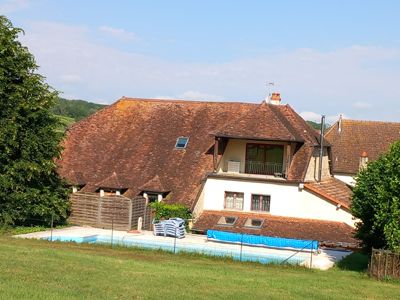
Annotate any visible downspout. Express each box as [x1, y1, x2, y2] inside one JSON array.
[[318, 115, 326, 182], [213, 137, 219, 172]]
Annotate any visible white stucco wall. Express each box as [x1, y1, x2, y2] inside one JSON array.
[[200, 177, 355, 227], [334, 174, 356, 186], [192, 184, 205, 219]]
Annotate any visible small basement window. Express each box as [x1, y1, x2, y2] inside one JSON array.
[[244, 218, 264, 229], [175, 137, 189, 149], [217, 216, 237, 226]]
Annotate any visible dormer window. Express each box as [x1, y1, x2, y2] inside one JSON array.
[[175, 137, 189, 149]]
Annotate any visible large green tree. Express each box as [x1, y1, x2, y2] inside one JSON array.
[[351, 140, 400, 253], [0, 16, 69, 225]]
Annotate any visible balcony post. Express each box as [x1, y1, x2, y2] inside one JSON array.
[[213, 137, 219, 172]]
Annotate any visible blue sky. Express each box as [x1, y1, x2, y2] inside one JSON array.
[[2, 0, 400, 122]]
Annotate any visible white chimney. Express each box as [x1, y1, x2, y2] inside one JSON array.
[[359, 151, 368, 170], [269, 93, 282, 105], [338, 114, 343, 133]]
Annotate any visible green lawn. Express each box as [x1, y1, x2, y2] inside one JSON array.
[[0, 236, 399, 300]]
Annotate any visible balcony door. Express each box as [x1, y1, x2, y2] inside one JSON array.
[[245, 143, 284, 175]]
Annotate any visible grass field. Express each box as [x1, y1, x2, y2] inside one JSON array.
[[0, 236, 399, 300]]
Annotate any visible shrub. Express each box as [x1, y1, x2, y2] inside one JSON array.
[[150, 202, 192, 221]]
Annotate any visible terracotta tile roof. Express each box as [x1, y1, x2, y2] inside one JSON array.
[[64, 170, 86, 186], [192, 210, 358, 247], [287, 144, 313, 181], [94, 171, 126, 190], [138, 175, 168, 193], [304, 177, 352, 210], [59, 98, 321, 208], [325, 119, 400, 174], [215, 103, 321, 145]]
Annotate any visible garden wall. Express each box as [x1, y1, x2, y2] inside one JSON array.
[[69, 192, 152, 231], [369, 248, 400, 279]]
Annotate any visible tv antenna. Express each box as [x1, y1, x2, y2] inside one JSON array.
[[266, 81, 274, 102]]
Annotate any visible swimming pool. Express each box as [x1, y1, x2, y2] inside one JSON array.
[[44, 234, 305, 265]]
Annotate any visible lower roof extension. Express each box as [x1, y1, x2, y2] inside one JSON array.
[[192, 210, 359, 249]]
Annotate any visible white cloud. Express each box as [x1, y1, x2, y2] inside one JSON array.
[[99, 25, 137, 42], [18, 21, 400, 122], [60, 74, 82, 84], [352, 101, 372, 109], [177, 90, 224, 101], [300, 111, 322, 122], [154, 91, 224, 101], [300, 111, 348, 124], [0, 0, 29, 14]]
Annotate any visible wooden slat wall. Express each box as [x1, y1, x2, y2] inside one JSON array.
[[131, 196, 146, 230], [369, 249, 400, 279], [69, 192, 100, 227], [69, 192, 133, 231], [130, 196, 153, 230]]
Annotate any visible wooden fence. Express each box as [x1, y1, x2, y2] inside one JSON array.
[[369, 248, 400, 279], [69, 192, 152, 231]]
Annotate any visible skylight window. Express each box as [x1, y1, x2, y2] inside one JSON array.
[[217, 216, 237, 226], [175, 137, 189, 149], [244, 218, 264, 229]]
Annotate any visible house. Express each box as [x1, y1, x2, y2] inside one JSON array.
[[325, 116, 400, 185], [59, 95, 358, 247]]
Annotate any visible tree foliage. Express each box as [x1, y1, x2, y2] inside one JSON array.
[[0, 16, 70, 225], [306, 120, 330, 131], [351, 140, 400, 253], [52, 97, 106, 121]]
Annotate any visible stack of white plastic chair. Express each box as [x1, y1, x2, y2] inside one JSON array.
[[153, 218, 185, 238], [153, 221, 166, 236], [165, 218, 185, 239]]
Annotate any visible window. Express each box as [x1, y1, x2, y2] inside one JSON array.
[[217, 216, 237, 226], [251, 194, 271, 212], [224, 192, 244, 210], [244, 218, 264, 229], [175, 137, 189, 149], [147, 193, 159, 203]]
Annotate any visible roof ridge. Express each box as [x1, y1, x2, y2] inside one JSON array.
[[342, 119, 400, 125], [117, 97, 262, 106]]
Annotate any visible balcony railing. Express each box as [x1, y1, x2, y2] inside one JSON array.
[[245, 161, 284, 176]]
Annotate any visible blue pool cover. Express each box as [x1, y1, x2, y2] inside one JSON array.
[[207, 230, 318, 251]]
